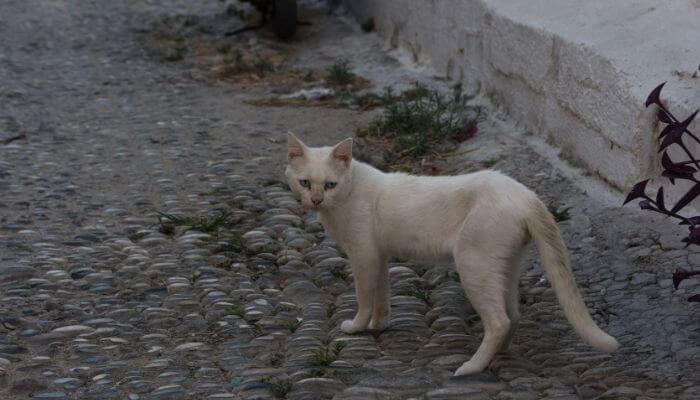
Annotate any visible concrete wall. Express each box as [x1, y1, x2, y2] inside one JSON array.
[[344, 0, 700, 191]]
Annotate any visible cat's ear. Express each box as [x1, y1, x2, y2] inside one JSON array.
[[331, 137, 353, 167], [287, 131, 306, 161]]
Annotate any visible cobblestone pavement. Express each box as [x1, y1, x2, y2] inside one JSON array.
[[1, 1, 699, 399]]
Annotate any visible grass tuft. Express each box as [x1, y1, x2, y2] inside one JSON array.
[[309, 340, 345, 366], [270, 378, 292, 399], [128, 231, 148, 243], [307, 368, 329, 378], [221, 50, 275, 77], [398, 287, 431, 303], [357, 84, 483, 160], [285, 319, 302, 333], [326, 59, 356, 86], [547, 204, 572, 222], [330, 266, 349, 281], [250, 264, 279, 281], [270, 353, 284, 368], [214, 232, 247, 253], [155, 210, 237, 235], [231, 305, 245, 318]]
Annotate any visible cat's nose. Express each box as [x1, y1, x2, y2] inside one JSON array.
[[312, 198, 322, 206]]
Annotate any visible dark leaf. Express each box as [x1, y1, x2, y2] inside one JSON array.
[[661, 151, 696, 175], [673, 268, 689, 289], [645, 82, 666, 107], [670, 184, 700, 214], [657, 109, 673, 124], [658, 123, 675, 139], [659, 123, 686, 152], [660, 110, 699, 151], [681, 109, 699, 130], [688, 294, 700, 302], [679, 216, 700, 226], [624, 179, 649, 205], [682, 226, 700, 247], [639, 199, 656, 211], [661, 151, 696, 184], [655, 187, 666, 211]]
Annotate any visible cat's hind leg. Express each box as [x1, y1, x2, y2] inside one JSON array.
[[452, 208, 526, 375], [341, 250, 385, 334], [500, 265, 521, 352], [453, 252, 511, 375]]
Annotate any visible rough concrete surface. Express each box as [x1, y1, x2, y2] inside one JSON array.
[[0, 1, 699, 399], [343, 0, 700, 192]]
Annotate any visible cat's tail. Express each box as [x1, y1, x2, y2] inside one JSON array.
[[526, 198, 619, 353]]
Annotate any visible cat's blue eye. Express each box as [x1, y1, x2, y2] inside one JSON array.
[[299, 179, 311, 189], [324, 182, 337, 190]]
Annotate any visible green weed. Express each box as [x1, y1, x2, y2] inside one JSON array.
[[548, 204, 572, 222], [250, 264, 279, 281], [158, 222, 176, 236], [326, 59, 356, 86], [270, 353, 284, 368], [128, 231, 148, 243], [307, 368, 328, 378], [270, 378, 292, 399], [309, 340, 345, 366], [398, 286, 431, 304], [222, 50, 275, 77], [156, 210, 237, 235], [357, 84, 483, 159], [214, 232, 247, 253], [231, 305, 245, 318], [285, 319, 302, 333], [330, 266, 349, 281], [163, 37, 186, 61]]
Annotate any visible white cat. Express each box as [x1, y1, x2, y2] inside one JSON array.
[[284, 132, 618, 375]]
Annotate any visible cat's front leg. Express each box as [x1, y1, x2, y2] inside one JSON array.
[[341, 250, 384, 334], [368, 261, 390, 331]]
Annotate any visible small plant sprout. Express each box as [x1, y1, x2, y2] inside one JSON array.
[[326, 59, 356, 86], [285, 318, 302, 333], [547, 203, 572, 223], [269, 378, 292, 399], [309, 339, 345, 366]]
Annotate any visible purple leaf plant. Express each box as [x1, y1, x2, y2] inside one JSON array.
[[624, 82, 700, 302]]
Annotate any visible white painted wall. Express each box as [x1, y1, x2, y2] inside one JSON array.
[[343, 0, 700, 191]]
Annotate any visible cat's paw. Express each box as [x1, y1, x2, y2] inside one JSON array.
[[340, 319, 366, 334], [367, 317, 389, 331]]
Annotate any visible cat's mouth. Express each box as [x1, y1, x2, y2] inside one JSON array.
[[308, 202, 326, 211]]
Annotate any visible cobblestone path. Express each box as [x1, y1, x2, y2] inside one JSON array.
[[1, 1, 698, 399]]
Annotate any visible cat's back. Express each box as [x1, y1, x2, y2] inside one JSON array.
[[377, 168, 536, 209], [383, 168, 524, 190]]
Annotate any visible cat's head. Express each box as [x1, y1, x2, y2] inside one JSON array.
[[285, 132, 353, 211]]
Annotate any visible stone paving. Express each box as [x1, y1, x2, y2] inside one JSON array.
[[0, 0, 699, 399]]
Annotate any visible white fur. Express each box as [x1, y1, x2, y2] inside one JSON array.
[[285, 133, 619, 375]]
